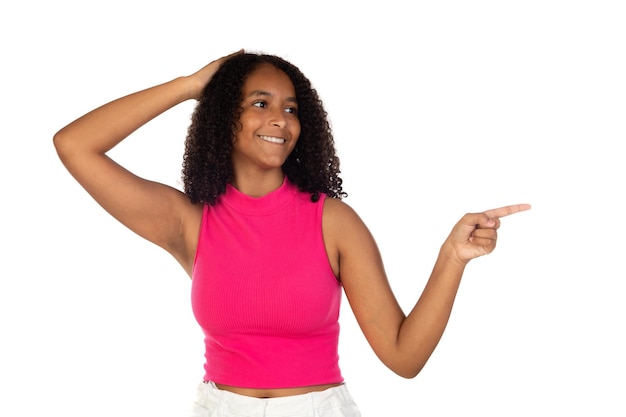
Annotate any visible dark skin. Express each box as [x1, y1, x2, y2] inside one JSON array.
[[54, 50, 531, 398]]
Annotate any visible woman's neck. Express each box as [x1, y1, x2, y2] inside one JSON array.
[[230, 170, 285, 198]]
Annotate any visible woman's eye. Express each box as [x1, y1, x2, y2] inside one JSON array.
[[285, 107, 298, 115], [253, 101, 266, 108]]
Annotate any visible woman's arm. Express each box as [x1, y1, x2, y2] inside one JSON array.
[[53, 51, 242, 275], [325, 199, 530, 378]]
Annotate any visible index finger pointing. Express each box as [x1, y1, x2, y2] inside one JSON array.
[[484, 204, 531, 219]]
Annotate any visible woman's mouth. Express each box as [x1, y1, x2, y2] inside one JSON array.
[[259, 135, 286, 144]]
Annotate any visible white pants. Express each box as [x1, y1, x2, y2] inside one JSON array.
[[190, 382, 362, 417]]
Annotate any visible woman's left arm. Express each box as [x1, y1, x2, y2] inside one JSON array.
[[325, 199, 530, 378]]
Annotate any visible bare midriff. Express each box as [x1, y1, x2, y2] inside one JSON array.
[[213, 382, 343, 398]]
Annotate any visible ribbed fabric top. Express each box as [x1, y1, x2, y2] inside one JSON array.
[[191, 178, 343, 388]]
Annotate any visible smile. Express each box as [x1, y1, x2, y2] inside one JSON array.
[[259, 135, 286, 144]]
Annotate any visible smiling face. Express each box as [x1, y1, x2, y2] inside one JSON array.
[[232, 63, 301, 178]]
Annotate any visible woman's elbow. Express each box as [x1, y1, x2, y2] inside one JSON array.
[[53, 129, 72, 159], [388, 361, 425, 379]]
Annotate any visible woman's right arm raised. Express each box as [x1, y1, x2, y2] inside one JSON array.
[[53, 51, 242, 275]]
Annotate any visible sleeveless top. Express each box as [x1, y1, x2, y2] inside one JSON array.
[[191, 178, 343, 388]]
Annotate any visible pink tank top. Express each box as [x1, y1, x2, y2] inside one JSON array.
[[191, 178, 343, 388]]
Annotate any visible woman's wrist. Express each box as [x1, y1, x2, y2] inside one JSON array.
[[438, 241, 470, 270], [180, 72, 212, 101]]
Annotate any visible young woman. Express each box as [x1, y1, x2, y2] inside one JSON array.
[[54, 50, 530, 416]]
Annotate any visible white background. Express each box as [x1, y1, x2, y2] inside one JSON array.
[[2, 1, 625, 416]]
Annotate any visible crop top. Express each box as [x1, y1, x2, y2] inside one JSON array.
[[191, 178, 344, 389]]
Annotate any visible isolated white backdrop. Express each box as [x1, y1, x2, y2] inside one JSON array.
[[1, 1, 624, 416]]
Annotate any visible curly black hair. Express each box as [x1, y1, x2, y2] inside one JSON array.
[[182, 52, 346, 205]]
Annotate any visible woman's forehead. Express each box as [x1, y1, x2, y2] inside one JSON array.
[[242, 64, 296, 97]]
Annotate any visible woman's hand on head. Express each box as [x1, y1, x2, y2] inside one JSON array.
[[442, 203, 531, 265], [186, 49, 245, 100]]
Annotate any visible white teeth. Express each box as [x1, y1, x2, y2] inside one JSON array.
[[259, 135, 286, 144]]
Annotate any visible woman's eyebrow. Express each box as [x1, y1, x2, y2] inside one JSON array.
[[247, 90, 297, 103]]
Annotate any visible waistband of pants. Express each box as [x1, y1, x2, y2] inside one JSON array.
[[195, 381, 360, 416]]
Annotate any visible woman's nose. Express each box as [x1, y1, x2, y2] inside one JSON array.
[[269, 109, 287, 127]]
